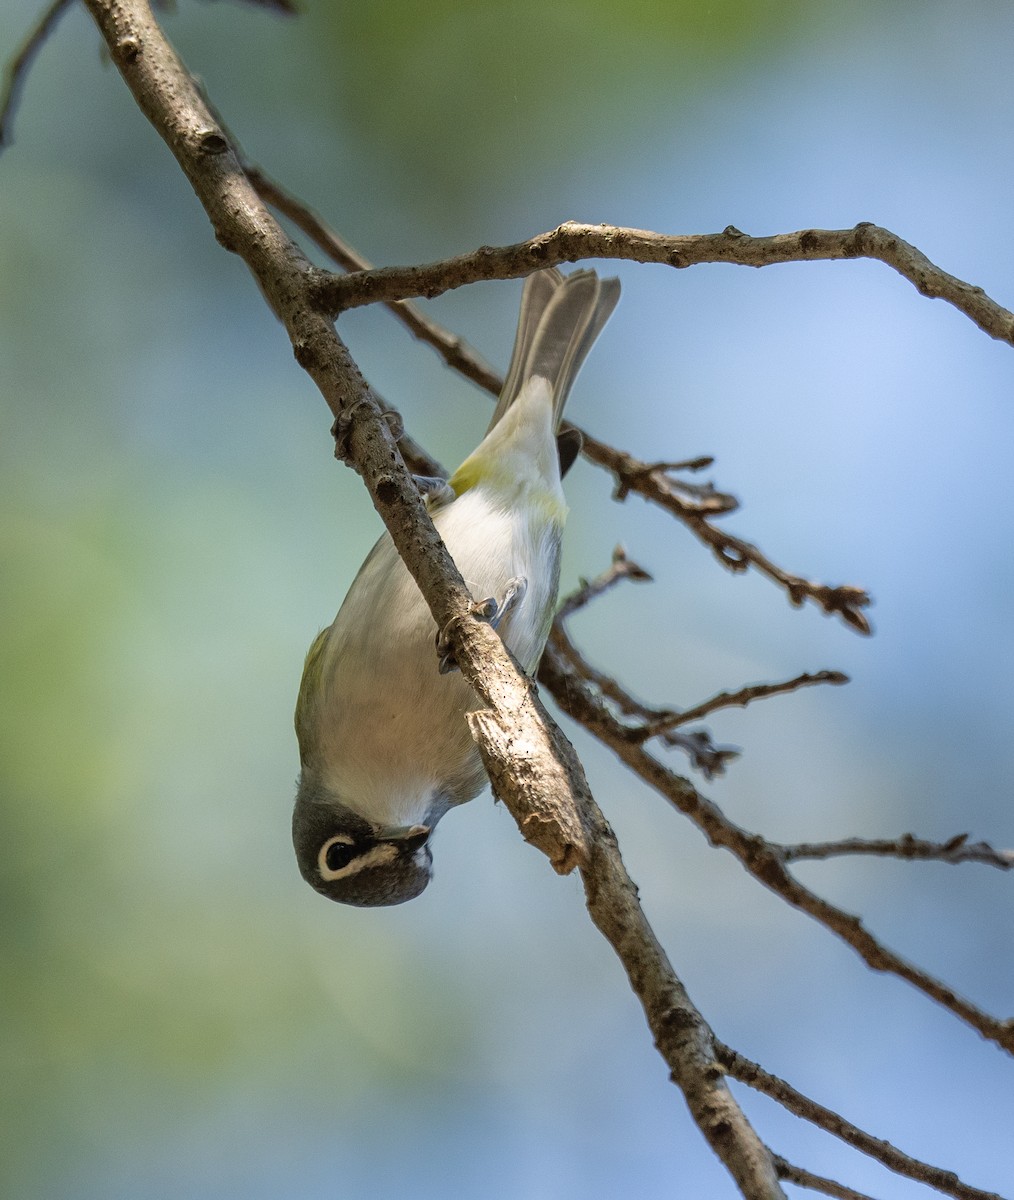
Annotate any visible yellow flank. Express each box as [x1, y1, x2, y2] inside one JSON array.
[[448, 452, 567, 525], [447, 459, 482, 496]]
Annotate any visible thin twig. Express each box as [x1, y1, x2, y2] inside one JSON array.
[[781, 832, 1014, 870], [578, 435, 874, 634], [552, 564, 846, 776], [548, 627, 740, 777], [771, 1157, 876, 1200], [556, 544, 654, 619], [635, 670, 850, 741], [721, 1044, 1009, 1200], [316, 220, 1014, 349], [0, 0, 76, 148]]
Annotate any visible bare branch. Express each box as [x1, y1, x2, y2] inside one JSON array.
[[573, 801, 787, 1198], [594, 450, 736, 511], [635, 670, 850, 740], [781, 832, 1014, 870], [539, 624, 1014, 1055], [0, 0, 75, 149], [248, 167, 873, 635], [721, 1044, 1009, 1200], [82, 0, 592, 871], [548, 623, 741, 778], [551, 565, 845, 777], [659, 729, 741, 780], [316, 220, 1014, 348], [556, 544, 654, 619], [46, 8, 1014, 1190], [80, 4, 790, 1193], [247, 163, 505, 394], [578, 437, 874, 634]]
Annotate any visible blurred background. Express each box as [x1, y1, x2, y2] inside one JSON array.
[[3, 0, 1014, 1196]]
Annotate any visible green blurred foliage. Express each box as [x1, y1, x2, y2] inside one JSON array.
[[5, 0, 1014, 1197], [307, 0, 810, 212]]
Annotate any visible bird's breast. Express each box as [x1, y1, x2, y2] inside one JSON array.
[[313, 483, 564, 826]]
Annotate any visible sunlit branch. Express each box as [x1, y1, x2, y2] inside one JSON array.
[[248, 166, 872, 634], [316, 220, 1014, 349], [247, 164, 505, 394]]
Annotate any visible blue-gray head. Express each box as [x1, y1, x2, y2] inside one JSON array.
[[292, 774, 434, 907]]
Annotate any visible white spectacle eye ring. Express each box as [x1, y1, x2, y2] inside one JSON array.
[[318, 836, 357, 880]]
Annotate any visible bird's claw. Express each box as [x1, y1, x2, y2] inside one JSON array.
[[487, 576, 527, 631], [414, 475, 456, 508], [436, 576, 528, 674]]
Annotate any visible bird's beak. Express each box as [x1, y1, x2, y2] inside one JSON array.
[[377, 823, 431, 850]]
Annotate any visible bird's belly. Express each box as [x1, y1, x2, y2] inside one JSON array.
[[321, 488, 563, 825]]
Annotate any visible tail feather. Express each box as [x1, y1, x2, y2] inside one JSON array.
[[486, 268, 620, 434]]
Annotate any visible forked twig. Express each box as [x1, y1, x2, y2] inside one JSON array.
[[549, 550, 845, 777], [539, 560, 1014, 1057]]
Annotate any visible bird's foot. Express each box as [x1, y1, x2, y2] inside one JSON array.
[[436, 576, 528, 674], [414, 475, 456, 508], [485, 576, 527, 632]]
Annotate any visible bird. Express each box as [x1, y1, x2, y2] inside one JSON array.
[[292, 267, 620, 906]]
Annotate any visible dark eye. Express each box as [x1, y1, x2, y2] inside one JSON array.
[[318, 836, 358, 878], [325, 840, 356, 871]]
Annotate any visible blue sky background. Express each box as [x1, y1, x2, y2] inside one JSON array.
[[3, 1, 1013, 1197]]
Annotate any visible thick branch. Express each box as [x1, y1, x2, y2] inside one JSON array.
[[247, 163, 506, 393], [575, 802, 785, 1198], [316, 220, 1014, 347], [80, 3, 786, 1193], [80, 0, 594, 875]]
